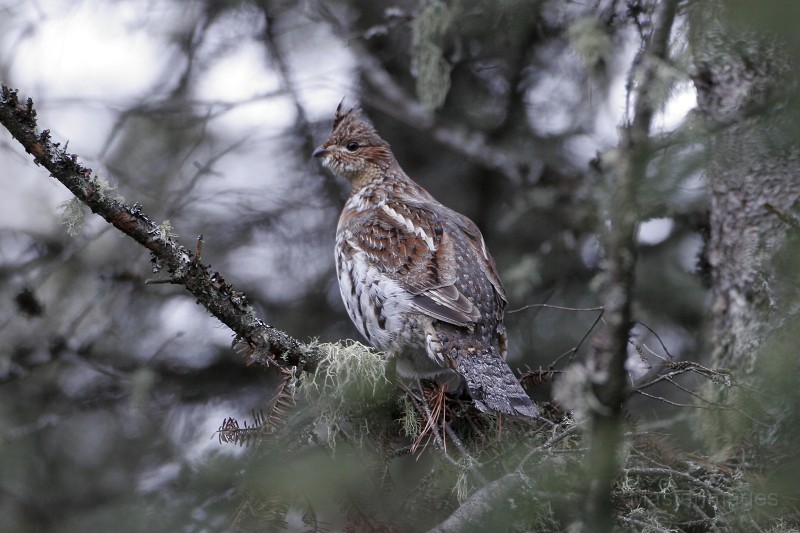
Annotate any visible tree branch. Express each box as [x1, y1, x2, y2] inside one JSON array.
[[351, 37, 535, 185], [583, 0, 680, 529], [0, 85, 319, 374], [426, 471, 528, 533], [312, 6, 537, 184]]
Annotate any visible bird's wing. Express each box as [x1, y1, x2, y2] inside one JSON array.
[[448, 210, 507, 308], [341, 201, 494, 327]]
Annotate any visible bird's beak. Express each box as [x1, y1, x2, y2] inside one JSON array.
[[312, 146, 327, 158]]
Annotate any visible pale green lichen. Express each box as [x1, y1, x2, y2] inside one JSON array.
[[299, 340, 394, 449], [453, 454, 481, 503], [157, 219, 178, 242], [90, 174, 124, 203], [399, 393, 421, 440], [568, 17, 613, 71], [58, 197, 86, 237], [412, 0, 455, 112], [60, 175, 125, 239]]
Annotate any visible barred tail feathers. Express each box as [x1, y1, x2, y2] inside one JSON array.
[[454, 345, 537, 418]]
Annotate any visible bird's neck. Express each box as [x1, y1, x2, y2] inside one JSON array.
[[345, 168, 419, 212]]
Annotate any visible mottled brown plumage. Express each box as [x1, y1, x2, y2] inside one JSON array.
[[314, 103, 536, 417]]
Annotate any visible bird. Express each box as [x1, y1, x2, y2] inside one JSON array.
[[313, 102, 537, 417]]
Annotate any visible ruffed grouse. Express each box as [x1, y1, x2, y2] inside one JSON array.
[[314, 104, 537, 417]]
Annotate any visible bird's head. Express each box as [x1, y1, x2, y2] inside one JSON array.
[[313, 102, 396, 187]]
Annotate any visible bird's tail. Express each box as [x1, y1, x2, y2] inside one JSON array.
[[454, 345, 538, 417]]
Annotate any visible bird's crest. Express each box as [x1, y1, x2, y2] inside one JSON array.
[[332, 98, 358, 132]]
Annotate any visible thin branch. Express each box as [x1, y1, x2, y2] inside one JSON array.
[[507, 303, 605, 314], [623, 466, 731, 499], [635, 320, 677, 360], [631, 369, 771, 428], [617, 516, 672, 533], [517, 420, 583, 470], [0, 85, 320, 374], [764, 202, 800, 230], [552, 308, 605, 367]]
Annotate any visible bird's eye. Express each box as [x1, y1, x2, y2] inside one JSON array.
[[346, 141, 359, 152]]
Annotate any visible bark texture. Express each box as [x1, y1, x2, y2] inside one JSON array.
[[689, 2, 800, 448]]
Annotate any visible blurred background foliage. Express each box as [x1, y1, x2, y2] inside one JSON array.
[[1, 0, 799, 530]]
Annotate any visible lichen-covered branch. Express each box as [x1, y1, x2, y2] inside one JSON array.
[[0, 85, 319, 373]]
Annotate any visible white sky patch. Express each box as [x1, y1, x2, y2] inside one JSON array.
[[653, 82, 697, 133], [0, 155, 71, 233], [596, 78, 626, 147], [600, 34, 639, 145], [196, 43, 279, 102], [274, 15, 357, 120], [156, 298, 233, 364], [10, 1, 168, 100], [525, 74, 580, 137], [135, 401, 249, 488], [273, 49, 352, 119], [298, 66, 358, 120], [678, 232, 704, 272], [182, 402, 251, 464], [604, 33, 697, 141], [637, 217, 674, 245], [195, 41, 295, 132]]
